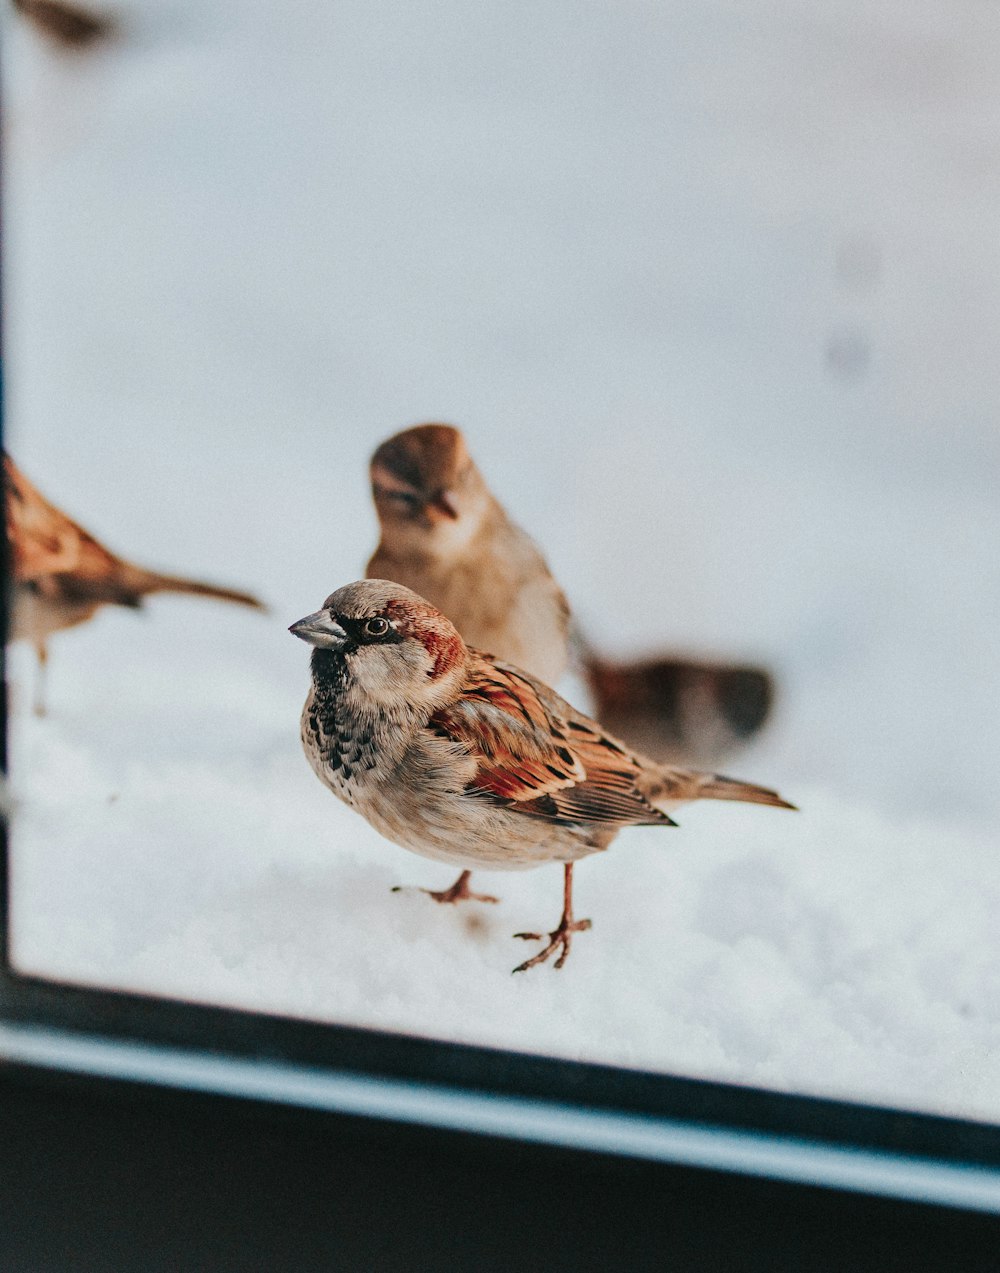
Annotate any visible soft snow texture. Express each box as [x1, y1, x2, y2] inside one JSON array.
[[4, 0, 1000, 1121]]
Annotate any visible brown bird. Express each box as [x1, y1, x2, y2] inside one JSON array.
[[583, 655, 775, 769], [12, 0, 115, 48], [4, 454, 266, 713], [367, 423, 571, 686], [366, 422, 775, 765], [291, 580, 794, 973]]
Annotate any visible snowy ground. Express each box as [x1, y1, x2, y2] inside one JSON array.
[[4, 0, 1000, 1121]]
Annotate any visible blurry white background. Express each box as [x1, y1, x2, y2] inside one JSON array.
[[4, 0, 1000, 1119]]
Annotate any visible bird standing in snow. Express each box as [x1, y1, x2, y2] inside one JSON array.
[[366, 423, 775, 765], [291, 580, 794, 972], [4, 454, 266, 713]]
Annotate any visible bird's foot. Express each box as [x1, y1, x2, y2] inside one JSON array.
[[512, 915, 592, 972], [392, 869, 499, 906]]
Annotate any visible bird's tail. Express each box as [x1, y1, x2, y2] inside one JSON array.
[[688, 772, 796, 810], [121, 566, 266, 611], [647, 767, 796, 812]]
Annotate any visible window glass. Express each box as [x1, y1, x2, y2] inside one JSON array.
[[5, 0, 1000, 1125]]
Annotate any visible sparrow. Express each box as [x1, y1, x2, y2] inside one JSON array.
[[291, 580, 794, 973], [366, 423, 571, 687], [12, 0, 114, 47], [583, 655, 774, 769], [4, 454, 266, 713], [366, 423, 774, 764]]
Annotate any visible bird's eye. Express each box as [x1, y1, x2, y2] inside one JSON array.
[[363, 616, 391, 638]]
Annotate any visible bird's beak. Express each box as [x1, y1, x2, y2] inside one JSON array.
[[289, 611, 348, 650], [429, 489, 459, 520]]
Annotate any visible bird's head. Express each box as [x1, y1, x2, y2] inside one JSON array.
[[369, 423, 491, 552], [289, 579, 468, 712]]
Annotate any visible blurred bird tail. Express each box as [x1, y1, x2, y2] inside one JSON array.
[[126, 567, 267, 611]]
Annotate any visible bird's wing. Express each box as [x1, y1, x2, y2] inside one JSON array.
[[4, 454, 142, 602], [429, 655, 675, 827], [41, 528, 138, 603], [5, 455, 87, 580]]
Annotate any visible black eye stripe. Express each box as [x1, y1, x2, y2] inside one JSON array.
[[336, 614, 404, 645]]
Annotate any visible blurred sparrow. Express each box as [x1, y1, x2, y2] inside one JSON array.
[[5, 454, 266, 713], [366, 423, 774, 764], [367, 423, 571, 686], [583, 655, 774, 769], [12, 0, 114, 47], [291, 580, 793, 973]]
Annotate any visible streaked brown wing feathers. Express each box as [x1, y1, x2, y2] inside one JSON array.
[[5, 455, 127, 591], [430, 655, 674, 826]]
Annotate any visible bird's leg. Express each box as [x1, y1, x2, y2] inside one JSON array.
[[392, 869, 499, 905], [33, 641, 49, 718], [512, 862, 591, 972]]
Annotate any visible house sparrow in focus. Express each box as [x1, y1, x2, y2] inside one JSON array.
[[4, 454, 266, 713], [366, 423, 775, 765], [291, 580, 794, 973]]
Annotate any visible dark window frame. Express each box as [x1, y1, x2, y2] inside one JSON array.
[[4, 825, 1000, 1218]]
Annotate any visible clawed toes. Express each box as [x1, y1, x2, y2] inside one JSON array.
[[512, 938, 564, 974], [392, 880, 500, 905], [511, 917, 591, 973], [424, 886, 499, 905]]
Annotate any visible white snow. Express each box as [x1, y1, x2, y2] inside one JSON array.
[[4, 0, 1000, 1121]]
